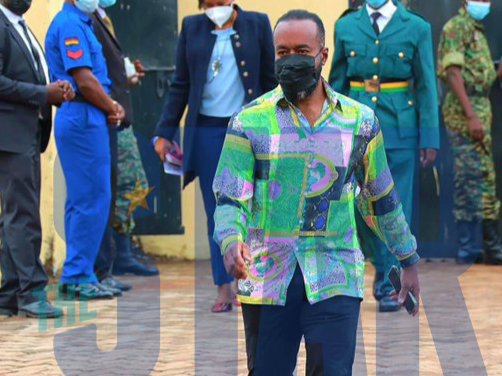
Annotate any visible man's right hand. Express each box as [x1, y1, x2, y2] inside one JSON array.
[[154, 137, 173, 162], [224, 241, 252, 280], [46, 83, 65, 105], [467, 115, 484, 142]]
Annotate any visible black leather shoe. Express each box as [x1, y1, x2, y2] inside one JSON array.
[[101, 276, 132, 292], [373, 272, 385, 301], [19, 301, 63, 318], [63, 283, 114, 300], [379, 295, 401, 313], [112, 258, 159, 276], [97, 282, 122, 297], [113, 233, 159, 276], [483, 220, 502, 265], [0, 307, 17, 316]]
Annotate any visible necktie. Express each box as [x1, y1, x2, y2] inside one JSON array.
[[371, 12, 381, 36], [19, 20, 46, 84]]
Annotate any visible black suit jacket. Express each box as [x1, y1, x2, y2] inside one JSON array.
[[0, 11, 52, 154], [91, 12, 133, 126]]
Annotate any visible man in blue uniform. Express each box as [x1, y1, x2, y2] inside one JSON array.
[[45, 0, 125, 300], [329, 0, 439, 312]]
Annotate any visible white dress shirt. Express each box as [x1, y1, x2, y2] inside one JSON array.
[[366, 0, 398, 33], [0, 3, 49, 83]]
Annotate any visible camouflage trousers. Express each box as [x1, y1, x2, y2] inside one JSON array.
[[112, 126, 148, 236], [444, 97, 500, 222]]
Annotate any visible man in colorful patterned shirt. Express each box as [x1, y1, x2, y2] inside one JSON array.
[[213, 10, 420, 375]]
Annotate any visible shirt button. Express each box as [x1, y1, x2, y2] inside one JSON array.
[[234, 34, 240, 40], [236, 41, 242, 48], [240, 60, 246, 66], [408, 100, 414, 106], [243, 71, 249, 77], [248, 88, 253, 95], [373, 57, 379, 64], [350, 51, 356, 57], [375, 39, 380, 45], [399, 52, 405, 59], [372, 96, 378, 103], [373, 75, 379, 81]]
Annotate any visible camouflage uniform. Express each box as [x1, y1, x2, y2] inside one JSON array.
[[437, 7, 499, 222], [113, 127, 149, 236]]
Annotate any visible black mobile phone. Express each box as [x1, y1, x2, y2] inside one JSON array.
[[388, 266, 418, 315]]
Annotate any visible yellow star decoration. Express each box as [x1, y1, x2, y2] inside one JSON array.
[[122, 179, 155, 216]]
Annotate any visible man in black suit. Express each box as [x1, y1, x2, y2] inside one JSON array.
[[92, 2, 158, 289], [0, 0, 74, 318]]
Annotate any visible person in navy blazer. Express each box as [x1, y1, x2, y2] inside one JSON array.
[[154, 0, 277, 313]]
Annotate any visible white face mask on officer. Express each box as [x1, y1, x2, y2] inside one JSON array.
[[205, 3, 234, 28]]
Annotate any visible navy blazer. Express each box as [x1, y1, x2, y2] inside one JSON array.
[[154, 6, 277, 186]]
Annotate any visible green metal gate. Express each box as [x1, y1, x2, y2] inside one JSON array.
[[108, 0, 183, 235]]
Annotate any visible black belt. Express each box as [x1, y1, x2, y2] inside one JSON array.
[[465, 86, 490, 97], [71, 92, 87, 103]]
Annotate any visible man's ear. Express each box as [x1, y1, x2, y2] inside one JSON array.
[[322, 47, 329, 66]]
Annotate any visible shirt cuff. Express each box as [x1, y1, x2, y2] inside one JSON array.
[[399, 252, 420, 269], [221, 234, 243, 255]]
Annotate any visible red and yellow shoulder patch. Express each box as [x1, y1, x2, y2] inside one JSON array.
[[67, 49, 83, 60], [64, 37, 79, 46]]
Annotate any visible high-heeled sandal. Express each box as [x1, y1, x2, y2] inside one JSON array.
[[211, 302, 233, 313]]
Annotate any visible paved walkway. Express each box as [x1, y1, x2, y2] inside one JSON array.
[[0, 260, 501, 375]]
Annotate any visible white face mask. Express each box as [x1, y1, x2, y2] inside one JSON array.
[[205, 5, 234, 28]]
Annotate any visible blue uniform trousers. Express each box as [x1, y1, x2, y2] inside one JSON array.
[[356, 148, 416, 294], [55, 102, 111, 284], [193, 115, 234, 286]]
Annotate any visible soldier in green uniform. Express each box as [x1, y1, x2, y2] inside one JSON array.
[[438, 0, 502, 265], [111, 127, 158, 276], [329, 0, 440, 312]]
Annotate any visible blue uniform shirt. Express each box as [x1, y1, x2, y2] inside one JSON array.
[[45, 2, 111, 94]]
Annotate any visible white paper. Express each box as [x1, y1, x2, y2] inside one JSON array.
[[163, 161, 183, 176]]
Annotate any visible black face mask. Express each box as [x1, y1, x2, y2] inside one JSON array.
[[275, 51, 323, 103], [7, 0, 32, 15]]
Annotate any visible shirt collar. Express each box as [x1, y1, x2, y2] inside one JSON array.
[[275, 79, 342, 113], [366, 0, 397, 20], [96, 6, 106, 20], [63, 2, 93, 25], [0, 3, 24, 25]]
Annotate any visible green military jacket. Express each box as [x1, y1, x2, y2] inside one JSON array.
[[329, 0, 440, 150], [437, 7, 496, 128], [437, 8, 496, 91]]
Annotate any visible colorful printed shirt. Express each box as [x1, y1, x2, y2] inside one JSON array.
[[213, 81, 418, 306]]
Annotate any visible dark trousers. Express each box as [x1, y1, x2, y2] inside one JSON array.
[[242, 266, 361, 376], [193, 115, 233, 286], [0, 145, 48, 308], [95, 126, 118, 280]]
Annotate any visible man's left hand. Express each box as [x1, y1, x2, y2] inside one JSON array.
[[420, 148, 437, 168], [56, 80, 75, 101], [390, 263, 420, 317]]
